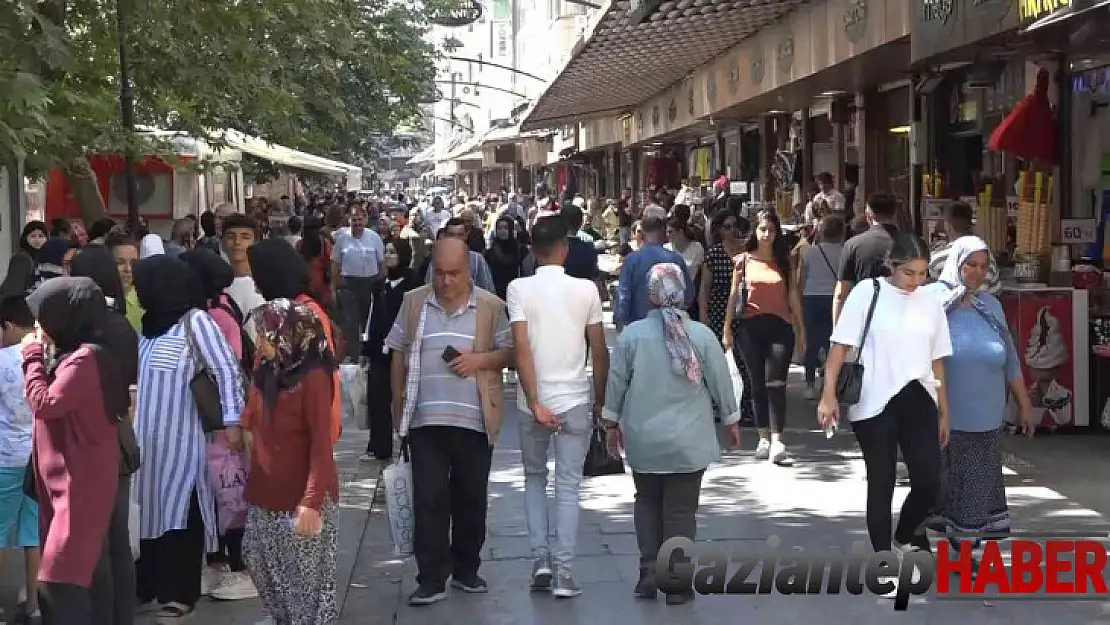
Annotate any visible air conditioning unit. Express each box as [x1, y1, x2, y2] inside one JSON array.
[[107, 171, 173, 217]]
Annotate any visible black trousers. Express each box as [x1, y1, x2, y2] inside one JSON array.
[[409, 426, 493, 589], [93, 475, 135, 625], [337, 276, 375, 360], [366, 358, 394, 459], [851, 381, 942, 551], [135, 490, 205, 608], [735, 314, 794, 433], [632, 470, 705, 571], [40, 533, 113, 625]]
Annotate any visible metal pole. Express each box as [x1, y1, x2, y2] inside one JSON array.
[[115, 0, 139, 233]]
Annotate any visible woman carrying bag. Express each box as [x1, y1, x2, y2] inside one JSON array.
[[817, 233, 950, 593]]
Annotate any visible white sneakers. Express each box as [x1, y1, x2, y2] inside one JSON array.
[[203, 565, 259, 601]]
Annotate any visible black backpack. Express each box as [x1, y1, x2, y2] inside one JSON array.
[[216, 295, 257, 374]]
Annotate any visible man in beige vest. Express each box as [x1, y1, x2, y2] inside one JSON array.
[[385, 238, 513, 606]]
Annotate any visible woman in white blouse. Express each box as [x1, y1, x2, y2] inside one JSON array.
[[665, 217, 705, 320], [817, 232, 951, 563]]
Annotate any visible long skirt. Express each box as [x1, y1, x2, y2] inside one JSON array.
[[244, 501, 339, 625], [938, 428, 1011, 540]]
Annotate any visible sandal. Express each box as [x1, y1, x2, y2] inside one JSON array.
[[156, 603, 195, 623]]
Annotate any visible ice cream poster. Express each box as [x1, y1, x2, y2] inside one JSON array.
[[1002, 293, 1075, 428]]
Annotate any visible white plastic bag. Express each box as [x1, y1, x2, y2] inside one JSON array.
[[339, 363, 367, 429], [128, 486, 141, 559], [725, 350, 745, 406], [382, 453, 414, 556]]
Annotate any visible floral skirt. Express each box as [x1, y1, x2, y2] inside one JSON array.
[[938, 429, 1011, 537], [244, 501, 339, 624]]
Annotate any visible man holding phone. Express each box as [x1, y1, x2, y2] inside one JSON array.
[[385, 239, 513, 607], [507, 216, 609, 598]]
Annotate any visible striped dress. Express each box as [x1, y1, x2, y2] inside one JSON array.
[[134, 310, 245, 550]]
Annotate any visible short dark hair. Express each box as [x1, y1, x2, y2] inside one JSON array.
[[816, 172, 834, 185], [867, 192, 897, 218], [559, 205, 583, 231], [0, 296, 33, 329], [819, 214, 846, 242], [641, 216, 666, 233], [88, 217, 116, 241], [104, 231, 138, 251], [221, 213, 259, 237], [946, 201, 973, 229], [531, 216, 568, 253], [437, 217, 467, 240], [288, 215, 302, 234]]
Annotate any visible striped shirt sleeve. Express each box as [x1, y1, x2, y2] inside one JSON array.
[[189, 311, 245, 426]]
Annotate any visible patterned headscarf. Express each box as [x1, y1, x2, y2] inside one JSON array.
[[930, 235, 1008, 339], [647, 263, 700, 383], [252, 298, 337, 414]]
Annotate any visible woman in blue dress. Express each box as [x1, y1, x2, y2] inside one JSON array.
[[924, 236, 1034, 567]]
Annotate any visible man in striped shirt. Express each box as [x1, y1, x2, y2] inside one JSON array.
[[928, 201, 1001, 294]]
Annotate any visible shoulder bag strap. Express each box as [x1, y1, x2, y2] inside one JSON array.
[[852, 279, 882, 362], [181, 310, 209, 375], [815, 243, 836, 276]]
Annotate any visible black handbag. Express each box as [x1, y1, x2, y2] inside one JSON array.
[[734, 253, 749, 315], [583, 425, 625, 477], [183, 311, 226, 433], [835, 278, 881, 405]]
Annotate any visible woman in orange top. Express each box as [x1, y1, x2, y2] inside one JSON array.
[[296, 218, 334, 310], [248, 239, 343, 444], [723, 210, 805, 467]]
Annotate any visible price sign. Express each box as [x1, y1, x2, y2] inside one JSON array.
[[1006, 196, 1019, 217], [1061, 218, 1098, 244]]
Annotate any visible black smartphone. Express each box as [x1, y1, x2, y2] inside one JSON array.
[[442, 346, 461, 363]]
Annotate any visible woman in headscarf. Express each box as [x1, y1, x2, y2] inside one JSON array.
[[483, 214, 523, 300], [179, 249, 257, 601], [29, 238, 69, 290], [23, 277, 123, 623], [68, 245, 141, 624], [131, 255, 245, 622], [295, 217, 334, 309], [0, 221, 49, 298], [600, 263, 741, 604], [249, 239, 342, 445], [922, 236, 1034, 573], [241, 299, 339, 624], [139, 233, 165, 260], [361, 238, 420, 461]]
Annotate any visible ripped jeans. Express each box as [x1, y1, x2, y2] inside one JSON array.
[[734, 314, 794, 434]]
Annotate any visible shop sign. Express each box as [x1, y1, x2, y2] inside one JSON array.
[[668, 98, 678, 122], [427, 0, 484, 26], [751, 47, 766, 85], [844, 0, 868, 43], [688, 84, 696, 115], [1061, 218, 1098, 244], [777, 36, 795, 74], [1018, 0, 1069, 23], [707, 72, 717, 108], [728, 58, 741, 95], [652, 105, 661, 130], [921, 0, 956, 22], [636, 111, 645, 133]]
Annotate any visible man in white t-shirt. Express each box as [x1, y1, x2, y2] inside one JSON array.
[[424, 196, 451, 237], [806, 172, 846, 224], [221, 213, 267, 343], [507, 216, 609, 599]]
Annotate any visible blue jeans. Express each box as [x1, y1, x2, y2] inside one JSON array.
[[802, 294, 834, 385], [519, 404, 592, 568]]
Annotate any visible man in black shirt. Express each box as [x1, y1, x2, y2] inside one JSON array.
[[833, 191, 899, 324]]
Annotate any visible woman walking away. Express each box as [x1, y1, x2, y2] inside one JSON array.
[[242, 299, 340, 625], [362, 239, 420, 461], [797, 214, 845, 400], [923, 236, 1034, 573], [603, 264, 741, 605], [723, 210, 805, 466], [818, 232, 950, 595], [24, 278, 124, 624], [131, 255, 245, 623]]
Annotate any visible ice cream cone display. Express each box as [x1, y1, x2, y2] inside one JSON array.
[[1012, 169, 1055, 282], [973, 184, 1009, 253]]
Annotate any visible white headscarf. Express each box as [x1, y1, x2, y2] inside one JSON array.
[[139, 233, 165, 259], [933, 235, 989, 310]]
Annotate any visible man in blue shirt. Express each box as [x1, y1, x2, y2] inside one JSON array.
[[614, 216, 693, 330]]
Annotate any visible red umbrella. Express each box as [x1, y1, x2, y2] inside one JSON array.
[[987, 68, 1059, 164]]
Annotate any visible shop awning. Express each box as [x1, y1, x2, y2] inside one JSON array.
[[480, 123, 553, 147], [1023, 0, 1110, 31], [439, 135, 484, 162], [520, 0, 808, 131], [216, 129, 364, 190]]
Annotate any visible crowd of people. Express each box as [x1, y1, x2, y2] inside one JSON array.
[[0, 177, 1039, 622]]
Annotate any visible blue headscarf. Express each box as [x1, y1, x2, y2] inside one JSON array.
[[928, 235, 1008, 339]]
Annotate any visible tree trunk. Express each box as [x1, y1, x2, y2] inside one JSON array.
[[64, 157, 107, 225]]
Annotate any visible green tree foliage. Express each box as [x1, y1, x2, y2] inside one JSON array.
[[0, 0, 443, 217]]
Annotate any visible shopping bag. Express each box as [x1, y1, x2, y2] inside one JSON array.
[[339, 363, 368, 428], [383, 444, 415, 556], [582, 426, 625, 477], [725, 350, 745, 408], [207, 439, 248, 534], [128, 486, 140, 559]]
